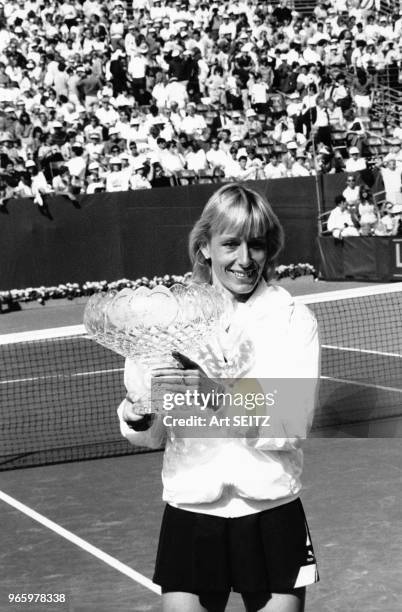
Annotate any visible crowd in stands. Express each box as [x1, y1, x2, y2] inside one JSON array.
[[0, 0, 402, 207], [326, 183, 402, 239]]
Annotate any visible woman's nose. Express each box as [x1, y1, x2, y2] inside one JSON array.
[[237, 242, 252, 266]]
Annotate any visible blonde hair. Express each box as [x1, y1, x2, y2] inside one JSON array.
[[189, 184, 284, 283]]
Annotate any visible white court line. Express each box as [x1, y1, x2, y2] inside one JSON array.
[[322, 344, 402, 359], [321, 376, 402, 394], [295, 282, 402, 304], [0, 325, 86, 345], [0, 490, 161, 596], [0, 368, 124, 385]]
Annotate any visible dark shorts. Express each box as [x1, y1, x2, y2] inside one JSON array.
[[153, 498, 319, 596]]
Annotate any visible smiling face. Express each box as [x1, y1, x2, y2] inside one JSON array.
[[201, 231, 267, 301], [190, 185, 283, 294]]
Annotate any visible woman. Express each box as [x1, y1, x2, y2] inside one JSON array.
[[14, 112, 34, 147], [358, 186, 378, 235], [206, 66, 227, 106], [118, 184, 320, 612], [299, 83, 318, 138]]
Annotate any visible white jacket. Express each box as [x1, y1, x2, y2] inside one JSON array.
[[117, 282, 320, 507]]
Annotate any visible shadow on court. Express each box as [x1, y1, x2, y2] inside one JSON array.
[[1, 438, 401, 612]]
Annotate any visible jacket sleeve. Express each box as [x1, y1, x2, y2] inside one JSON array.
[[247, 303, 320, 451], [116, 358, 166, 450]]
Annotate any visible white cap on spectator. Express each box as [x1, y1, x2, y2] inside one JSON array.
[[52, 121, 63, 128], [289, 92, 300, 99], [88, 162, 100, 171], [109, 127, 119, 135], [130, 117, 140, 124], [110, 156, 122, 165], [120, 152, 130, 160], [349, 146, 359, 154], [90, 131, 101, 139], [25, 160, 36, 167], [232, 110, 241, 118], [246, 108, 257, 117], [296, 149, 306, 158], [287, 142, 297, 149]]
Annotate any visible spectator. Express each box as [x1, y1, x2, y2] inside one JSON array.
[[130, 160, 152, 190], [236, 155, 258, 181], [343, 175, 360, 205], [180, 103, 207, 139], [105, 156, 130, 192], [291, 150, 311, 177], [331, 73, 351, 112], [206, 137, 228, 171], [86, 161, 105, 194], [313, 97, 332, 148], [52, 165, 78, 203], [165, 76, 188, 109], [327, 194, 360, 238], [223, 146, 242, 180], [263, 154, 287, 179], [95, 93, 119, 129], [16, 159, 52, 207], [384, 138, 402, 170], [65, 142, 87, 182], [185, 140, 208, 173], [357, 186, 378, 235], [374, 202, 400, 236], [381, 159, 402, 206], [345, 147, 367, 172]]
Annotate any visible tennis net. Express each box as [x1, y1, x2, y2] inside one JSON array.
[[1, 283, 402, 470]]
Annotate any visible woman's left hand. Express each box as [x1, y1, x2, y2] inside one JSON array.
[[151, 352, 223, 412]]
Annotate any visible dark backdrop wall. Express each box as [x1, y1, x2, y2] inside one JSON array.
[[0, 174, 373, 290]]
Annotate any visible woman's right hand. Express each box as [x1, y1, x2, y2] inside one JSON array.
[[121, 394, 154, 431], [122, 394, 146, 422]]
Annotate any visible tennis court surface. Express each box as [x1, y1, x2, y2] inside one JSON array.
[[1, 280, 402, 611]]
